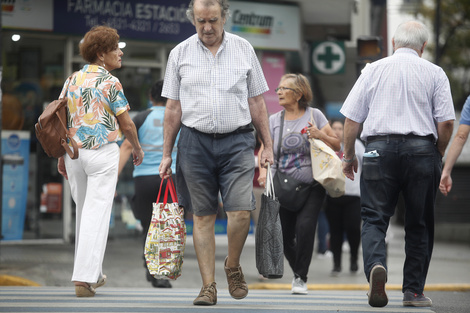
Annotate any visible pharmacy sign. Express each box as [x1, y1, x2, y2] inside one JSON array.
[[311, 41, 345, 75]]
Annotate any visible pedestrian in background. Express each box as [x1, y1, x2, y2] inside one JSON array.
[[315, 208, 331, 259], [440, 95, 470, 196], [258, 73, 340, 295], [340, 20, 455, 308], [118, 80, 177, 288], [57, 25, 144, 297], [159, 0, 274, 306], [325, 119, 364, 276]]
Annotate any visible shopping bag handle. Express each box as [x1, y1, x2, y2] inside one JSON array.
[[167, 176, 178, 203], [156, 177, 179, 205], [265, 163, 276, 199]]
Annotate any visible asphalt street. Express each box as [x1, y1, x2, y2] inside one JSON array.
[[1, 224, 469, 312]]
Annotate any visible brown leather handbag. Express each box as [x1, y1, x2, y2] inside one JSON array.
[[35, 77, 78, 159]]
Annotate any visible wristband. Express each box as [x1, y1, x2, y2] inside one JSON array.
[[342, 155, 356, 163]]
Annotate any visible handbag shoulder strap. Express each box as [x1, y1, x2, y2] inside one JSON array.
[[309, 107, 317, 128], [61, 74, 79, 159], [276, 110, 285, 170]]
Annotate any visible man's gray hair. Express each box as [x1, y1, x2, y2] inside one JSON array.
[[393, 21, 429, 51], [186, 0, 230, 23]]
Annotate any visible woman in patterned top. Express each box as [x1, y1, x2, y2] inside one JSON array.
[[258, 74, 340, 295], [57, 25, 144, 297]]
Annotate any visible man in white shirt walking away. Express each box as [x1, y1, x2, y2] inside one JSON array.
[[340, 20, 455, 308]]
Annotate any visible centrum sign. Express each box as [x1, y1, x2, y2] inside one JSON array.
[[225, 1, 301, 51], [311, 41, 346, 75], [231, 10, 273, 35]]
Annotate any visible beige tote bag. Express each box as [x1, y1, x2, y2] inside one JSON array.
[[309, 111, 345, 198]]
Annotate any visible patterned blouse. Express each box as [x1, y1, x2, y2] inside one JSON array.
[[59, 65, 130, 150]]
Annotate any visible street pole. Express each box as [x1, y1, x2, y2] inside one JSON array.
[[0, 7, 3, 240], [435, 0, 441, 65]]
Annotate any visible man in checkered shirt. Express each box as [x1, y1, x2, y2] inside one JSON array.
[[160, 0, 273, 306]]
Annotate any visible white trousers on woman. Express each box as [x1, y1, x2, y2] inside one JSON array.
[[65, 143, 119, 283]]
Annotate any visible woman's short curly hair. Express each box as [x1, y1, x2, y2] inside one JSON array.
[[280, 73, 313, 109], [79, 25, 120, 64]]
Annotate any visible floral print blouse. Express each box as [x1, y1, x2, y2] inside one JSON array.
[[59, 64, 129, 150]]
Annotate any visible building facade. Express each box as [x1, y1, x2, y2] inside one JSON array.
[[7, 0, 441, 243]]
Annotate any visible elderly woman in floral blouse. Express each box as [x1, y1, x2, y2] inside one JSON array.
[[57, 25, 144, 297]]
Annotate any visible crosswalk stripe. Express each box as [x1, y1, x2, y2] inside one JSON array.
[[0, 287, 434, 313]]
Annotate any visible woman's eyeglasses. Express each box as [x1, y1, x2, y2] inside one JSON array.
[[275, 87, 296, 92]]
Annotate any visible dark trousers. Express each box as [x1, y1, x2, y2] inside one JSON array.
[[279, 184, 326, 282], [325, 195, 361, 269], [360, 138, 441, 294]]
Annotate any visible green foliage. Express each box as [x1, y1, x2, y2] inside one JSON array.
[[417, 0, 470, 110]]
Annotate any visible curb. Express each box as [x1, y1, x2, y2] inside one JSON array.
[[0, 275, 41, 287], [248, 283, 470, 292], [3, 275, 470, 292]]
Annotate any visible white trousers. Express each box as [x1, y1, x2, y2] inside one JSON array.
[[65, 143, 119, 283]]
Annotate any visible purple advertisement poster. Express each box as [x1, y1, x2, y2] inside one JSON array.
[[261, 53, 285, 115]]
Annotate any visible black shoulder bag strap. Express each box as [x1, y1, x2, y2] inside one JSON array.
[[276, 110, 285, 171]]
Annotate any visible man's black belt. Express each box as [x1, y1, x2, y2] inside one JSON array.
[[188, 124, 254, 139], [367, 134, 435, 143]]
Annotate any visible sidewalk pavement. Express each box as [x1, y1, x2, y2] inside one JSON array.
[[1, 223, 469, 312]]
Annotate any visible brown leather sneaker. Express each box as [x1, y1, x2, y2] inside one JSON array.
[[193, 282, 217, 305], [224, 256, 248, 300]]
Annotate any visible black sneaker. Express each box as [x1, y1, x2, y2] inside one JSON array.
[[146, 271, 172, 288], [331, 266, 341, 277], [152, 279, 172, 288], [367, 264, 388, 307], [403, 290, 432, 307], [350, 261, 359, 273]]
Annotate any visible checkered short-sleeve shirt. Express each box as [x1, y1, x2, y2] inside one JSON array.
[[340, 48, 455, 141], [162, 32, 269, 134]]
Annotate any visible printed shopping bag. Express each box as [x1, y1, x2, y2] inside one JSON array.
[[309, 112, 345, 198], [144, 177, 186, 280], [256, 163, 284, 278]]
